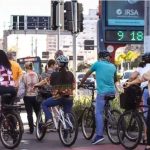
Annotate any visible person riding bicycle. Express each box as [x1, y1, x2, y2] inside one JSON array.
[[0, 50, 16, 105], [125, 53, 150, 144], [42, 55, 75, 125], [79, 50, 117, 144], [126, 53, 150, 118]]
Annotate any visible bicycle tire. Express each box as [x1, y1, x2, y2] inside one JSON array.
[[36, 109, 47, 141], [81, 107, 95, 140], [0, 111, 23, 149], [106, 109, 121, 144], [58, 112, 78, 147], [117, 110, 142, 150]]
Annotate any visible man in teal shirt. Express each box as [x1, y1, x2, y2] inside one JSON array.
[[80, 51, 117, 144]]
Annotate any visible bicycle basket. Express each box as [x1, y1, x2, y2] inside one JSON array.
[[120, 85, 142, 110]]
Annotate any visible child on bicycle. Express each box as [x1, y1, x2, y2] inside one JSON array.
[[42, 55, 75, 125]]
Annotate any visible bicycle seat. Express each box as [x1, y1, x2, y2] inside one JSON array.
[[104, 95, 115, 101]]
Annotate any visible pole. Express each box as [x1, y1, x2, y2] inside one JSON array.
[[57, 1, 60, 50], [72, 0, 77, 76], [144, 1, 150, 53], [72, 0, 78, 95]]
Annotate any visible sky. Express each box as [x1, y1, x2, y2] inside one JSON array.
[[0, 0, 98, 38]]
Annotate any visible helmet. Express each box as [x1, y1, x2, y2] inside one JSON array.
[[98, 51, 111, 58], [56, 55, 68, 65]]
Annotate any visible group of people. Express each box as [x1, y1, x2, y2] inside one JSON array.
[[0, 48, 150, 149]]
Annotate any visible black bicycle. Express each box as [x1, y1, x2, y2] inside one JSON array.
[[80, 84, 121, 144], [117, 86, 149, 149], [0, 94, 24, 149]]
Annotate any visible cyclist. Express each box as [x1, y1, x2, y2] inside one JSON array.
[[0, 50, 16, 104], [127, 53, 150, 118], [125, 53, 150, 144], [79, 50, 117, 144], [42, 55, 75, 125]]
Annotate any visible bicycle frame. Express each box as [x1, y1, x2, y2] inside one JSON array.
[[104, 101, 115, 123], [50, 106, 73, 130]]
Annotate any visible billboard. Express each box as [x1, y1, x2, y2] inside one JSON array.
[[106, 0, 144, 26]]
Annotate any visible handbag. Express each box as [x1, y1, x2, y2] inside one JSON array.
[[17, 76, 26, 99]]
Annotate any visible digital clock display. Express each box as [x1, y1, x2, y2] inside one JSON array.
[[105, 30, 144, 43]]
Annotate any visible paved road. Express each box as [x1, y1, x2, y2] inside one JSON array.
[[0, 112, 145, 150]]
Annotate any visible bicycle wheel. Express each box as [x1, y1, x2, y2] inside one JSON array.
[[0, 111, 23, 149], [58, 112, 78, 147], [36, 109, 47, 141], [117, 110, 142, 150], [106, 109, 121, 144], [81, 107, 95, 140]]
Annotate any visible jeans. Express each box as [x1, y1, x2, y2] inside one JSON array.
[[95, 92, 115, 136], [142, 88, 149, 118], [42, 96, 73, 120]]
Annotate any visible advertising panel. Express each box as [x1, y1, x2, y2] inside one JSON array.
[[106, 0, 144, 26]]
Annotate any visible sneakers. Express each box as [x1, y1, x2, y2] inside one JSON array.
[[92, 135, 104, 145]]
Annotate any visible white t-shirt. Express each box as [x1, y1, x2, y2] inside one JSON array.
[[137, 64, 150, 88]]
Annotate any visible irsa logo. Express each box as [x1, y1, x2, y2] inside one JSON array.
[[124, 9, 139, 16]]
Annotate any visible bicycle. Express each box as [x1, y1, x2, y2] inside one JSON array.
[[0, 94, 24, 149], [117, 86, 148, 149], [35, 88, 78, 147], [80, 84, 121, 144]]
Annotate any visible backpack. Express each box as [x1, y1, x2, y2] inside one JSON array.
[[120, 85, 142, 110]]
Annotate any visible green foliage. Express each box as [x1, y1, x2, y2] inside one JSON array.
[[73, 95, 123, 119], [73, 96, 91, 120]]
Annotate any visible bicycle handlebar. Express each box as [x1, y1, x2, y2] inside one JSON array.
[[79, 83, 96, 90]]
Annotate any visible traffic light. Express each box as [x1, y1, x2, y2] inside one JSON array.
[[77, 3, 83, 32], [51, 0, 59, 30], [64, 1, 83, 32], [64, 1, 73, 31]]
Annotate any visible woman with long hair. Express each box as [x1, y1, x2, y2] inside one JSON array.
[[42, 55, 75, 124], [0, 50, 16, 104], [23, 62, 39, 134]]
